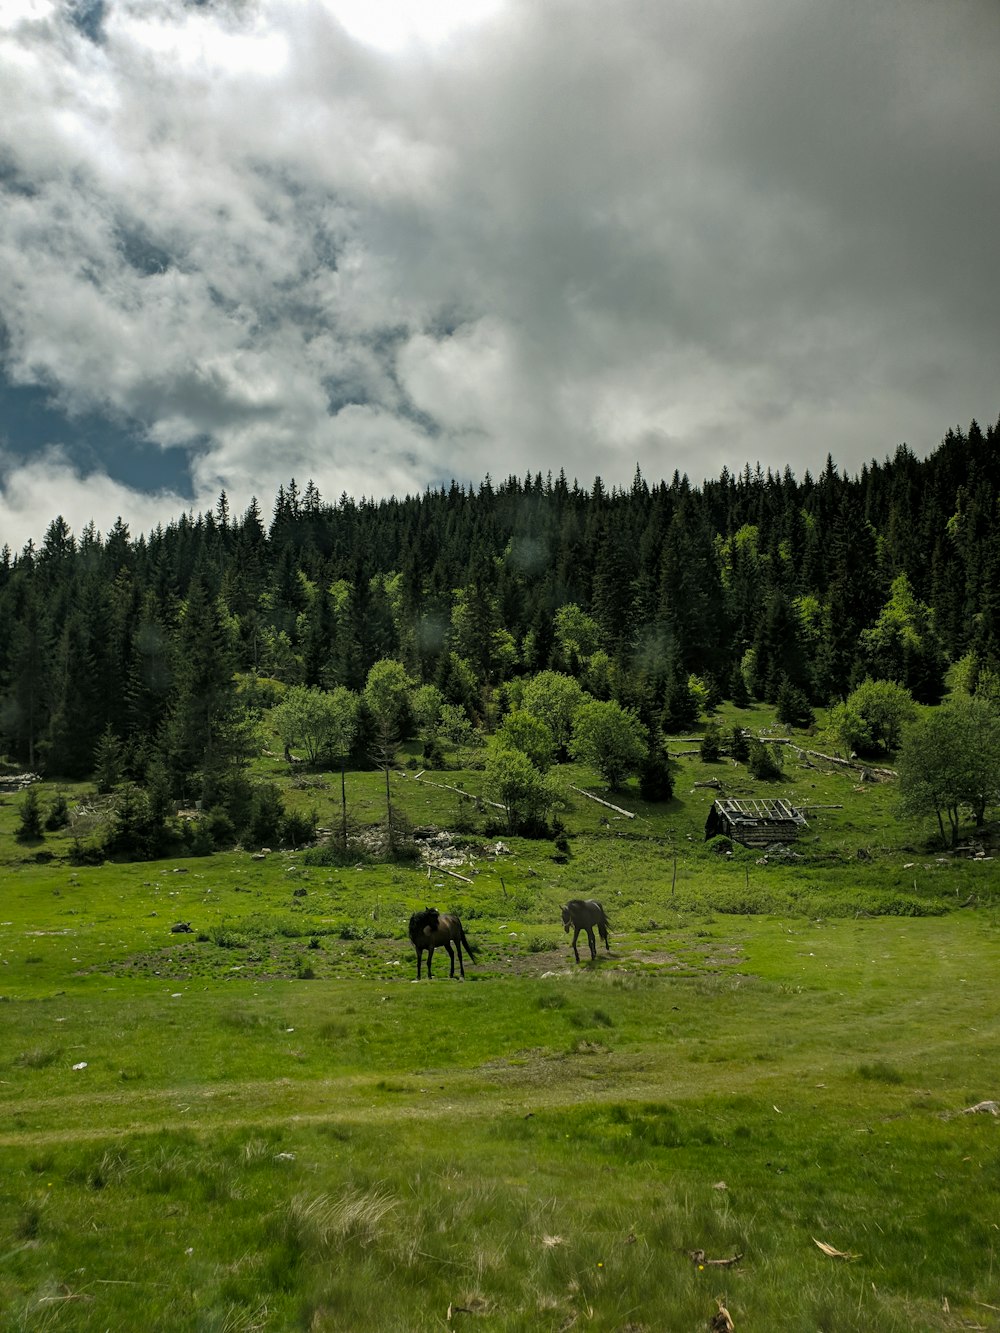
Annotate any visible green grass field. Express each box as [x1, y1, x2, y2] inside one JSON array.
[[2, 715, 999, 1330]]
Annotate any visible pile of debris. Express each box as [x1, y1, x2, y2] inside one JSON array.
[[414, 829, 473, 874]]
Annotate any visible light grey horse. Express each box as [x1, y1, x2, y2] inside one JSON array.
[[561, 899, 611, 963]]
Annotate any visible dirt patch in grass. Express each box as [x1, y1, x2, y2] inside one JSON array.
[[87, 938, 409, 983], [84, 935, 747, 983], [479, 939, 746, 979]]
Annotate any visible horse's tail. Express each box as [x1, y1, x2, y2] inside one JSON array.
[[460, 926, 478, 962]]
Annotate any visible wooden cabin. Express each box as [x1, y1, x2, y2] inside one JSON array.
[[705, 797, 808, 847]]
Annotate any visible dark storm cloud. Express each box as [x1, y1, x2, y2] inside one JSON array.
[[0, 0, 996, 545]]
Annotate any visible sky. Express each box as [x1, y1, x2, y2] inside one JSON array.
[[1, 0, 998, 549]]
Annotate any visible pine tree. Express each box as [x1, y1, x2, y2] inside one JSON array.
[[16, 784, 44, 841], [163, 575, 237, 798], [94, 724, 125, 793], [2, 585, 51, 769]]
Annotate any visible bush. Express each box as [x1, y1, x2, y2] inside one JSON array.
[[246, 782, 286, 847], [639, 744, 674, 801], [204, 807, 237, 849], [483, 744, 559, 833], [729, 664, 750, 708], [44, 792, 70, 831], [69, 837, 105, 866], [706, 835, 733, 856], [421, 736, 445, 769], [569, 699, 648, 790], [699, 722, 722, 762], [103, 783, 170, 860], [729, 726, 750, 762], [208, 926, 251, 948], [776, 677, 815, 728], [183, 820, 215, 857], [15, 786, 44, 842], [281, 807, 318, 848], [747, 740, 784, 780]]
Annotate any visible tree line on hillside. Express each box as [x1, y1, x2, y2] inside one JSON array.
[[1, 418, 999, 854]]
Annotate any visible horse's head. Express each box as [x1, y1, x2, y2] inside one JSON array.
[[561, 905, 571, 931], [409, 908, 440, 943]]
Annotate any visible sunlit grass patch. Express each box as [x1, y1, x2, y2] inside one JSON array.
[[13, 1046, 62, 1069], [857, 1059, 906, 1084]]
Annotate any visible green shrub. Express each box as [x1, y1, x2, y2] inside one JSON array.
[[69, 837, 105, 865], [776, 677, 814, 728], [747, 739, 784, 779], [301, 842, 354, 867], [281, 807, 318, 848], [639, 743, 674, 801], [699, 722, 722, 762], [729, 726, 750, 762], [204, 807, 237, 849], [209, 926, 251, 949], [183, 819, 215, 857], [44, 792, 70, 831], [15, 786, 44, 842]]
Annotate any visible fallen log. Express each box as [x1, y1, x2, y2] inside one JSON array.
[[786, 743, 896, 778], [410, 773, 506, 811], [569, 785, 636, 818], [434, 865, 474, 884]]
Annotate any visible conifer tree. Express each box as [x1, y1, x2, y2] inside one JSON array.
[[2, 585, 51, 769], [16, 784, 44, 841], [163, 575, 238, 799], [94, 724, 125, 793]]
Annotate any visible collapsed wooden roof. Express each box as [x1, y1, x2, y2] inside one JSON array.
[[705, 798, 809, 846]]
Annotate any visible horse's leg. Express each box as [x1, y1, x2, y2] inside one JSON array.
[[415, 947, 423, 980], [443, 941, 457, 978], [426, 946, 435, 979], [454, 940, 465, 979], [571, 927, 581, 963], [600, 924, 610, 953], [586, 926, 597, 960]]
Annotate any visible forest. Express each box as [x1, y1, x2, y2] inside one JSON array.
[[1, 416, 999, 853]]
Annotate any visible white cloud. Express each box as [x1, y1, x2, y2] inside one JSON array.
[[0, 0, 997, 545], [0, 447, 189, 552], [321, 0, 504, 54]]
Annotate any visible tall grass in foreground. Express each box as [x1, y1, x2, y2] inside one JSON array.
[[2, 1099, 997, 1331]]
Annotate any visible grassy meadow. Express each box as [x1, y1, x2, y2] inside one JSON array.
[[1, 704, 999, 1331]]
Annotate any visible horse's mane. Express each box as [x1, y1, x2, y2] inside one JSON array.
[[408, 907, 440, 941]]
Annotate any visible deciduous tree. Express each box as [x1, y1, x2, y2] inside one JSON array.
[[483, 743, 558, 834], [897, 696, 1000, 845], [829, 679, 915, 757], [570, 699, 648, 790]]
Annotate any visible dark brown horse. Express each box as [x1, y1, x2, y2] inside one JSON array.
[[408, 908, 478, 980], [561, 899, 610, 962]]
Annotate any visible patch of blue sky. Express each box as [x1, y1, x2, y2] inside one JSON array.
[[0, 380, 195, 501]]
